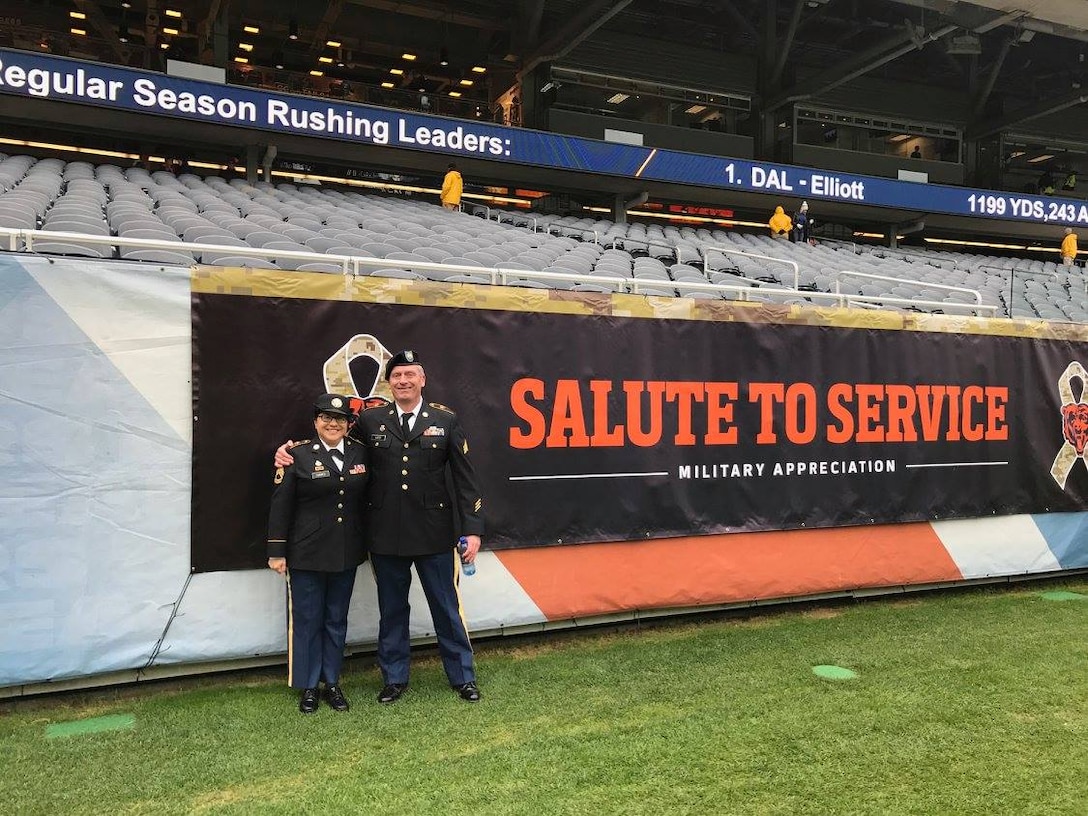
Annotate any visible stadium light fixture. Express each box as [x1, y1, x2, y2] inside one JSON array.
[[70, 28, 87, 36], [163, 27, 179, 36], [389, 67, 404, 75], [118, 25, 129, 43], [244, 25, 260, 34], [449, 91, 462, 97], [238, 43, 254, 52], [1028, 154, 1055, 163], [381, 81, 395, 88], [69, 11, 86, 20], [606, 93, 629, 104], [471, 65, 486, 73], [439, 47, 450, 67], [459, 79, 473, 87], [121, 2, 132, 8], [326, 40, 341, 48], [310, 70, 324, 77], [402, 53, 417, 61], [234, 56, 249, 64], [685, 105, 706, 114], [289, 19, 299, 40], [165, 9, 183, 18], [319, 56, 333, 64]]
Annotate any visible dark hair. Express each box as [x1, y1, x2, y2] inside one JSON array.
[[447, 162, 457, 170]]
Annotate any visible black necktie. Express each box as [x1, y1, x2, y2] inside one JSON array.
[[401, 411, 413, 437], [329, 449, 343, 472]]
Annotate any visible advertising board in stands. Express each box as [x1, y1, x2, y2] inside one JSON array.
[[3, 47, 1088, 228], [191, 269, 1088, 572]]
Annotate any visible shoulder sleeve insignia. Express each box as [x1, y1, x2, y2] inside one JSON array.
[[287, 439, 312, 450], [274, 467, 284, 485]]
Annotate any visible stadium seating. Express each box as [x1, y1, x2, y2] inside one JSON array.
[[0, 151, 1085, 322]]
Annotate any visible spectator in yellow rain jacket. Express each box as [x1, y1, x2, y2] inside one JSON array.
[[769, 205, 792, 238], [441, 162, 463, 210]]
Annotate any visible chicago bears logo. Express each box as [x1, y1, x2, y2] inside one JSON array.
[[1051, 361, 1088, 488]]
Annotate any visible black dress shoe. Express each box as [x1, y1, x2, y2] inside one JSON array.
[[298, 687, 320, 714], [377, 682, 408, 704], [454, 681, 481, 702], [323, 684, 350, 712]]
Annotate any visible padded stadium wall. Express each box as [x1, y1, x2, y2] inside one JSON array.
[[1, 255, 1086, 694]]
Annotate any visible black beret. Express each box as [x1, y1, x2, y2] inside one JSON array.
[[313, 393, 353, 417], [385, 349, 422, 380]]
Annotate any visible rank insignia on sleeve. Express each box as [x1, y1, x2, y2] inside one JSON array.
[[463, 440, 469, 455], [474, 498, 482, 512], [274, 467, 284, 485]]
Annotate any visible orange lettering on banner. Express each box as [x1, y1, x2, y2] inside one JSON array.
[[547, 379, 590, 448], [916, 385, 945, 440], [986, 386, 1009, 440], [508, 379, 1010, 450], [625, 381, 667, 447], [749, 382, 785, 444], [704, 382, 739, 445], [945, 385, 962, 441], [666, 382, 705, 446], [962, 385, 985, 442], [885, 384, 918, 442], [784, 382, 818, 444], [589, 380, 625, 447], [509, 377, 546, 449], [855, 384, 885, 442], [826, 382, 855, 444]]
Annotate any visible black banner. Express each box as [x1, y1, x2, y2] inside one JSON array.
[[192, 287, 1088, 572]]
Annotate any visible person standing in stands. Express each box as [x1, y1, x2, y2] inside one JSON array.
[[441, 162, 463, 210], [267, 393, 369, 714], [768, 205, 792, 239], [909, 145, 922, 159], [791, 201, 810, 244], [1061, 227, 1078, 267]]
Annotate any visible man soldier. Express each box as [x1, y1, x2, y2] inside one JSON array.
[[358, 350, 484, 702], [276, 350, 485, 703]]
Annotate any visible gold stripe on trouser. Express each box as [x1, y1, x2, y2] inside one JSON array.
[[285, 571, 295, 688], [453, 553, 472, 647]]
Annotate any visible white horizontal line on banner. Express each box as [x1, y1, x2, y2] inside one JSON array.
[[904, 461, 1009, 469], [509, 471, 670, 481]]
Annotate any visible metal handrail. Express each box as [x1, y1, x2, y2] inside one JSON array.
[[702, 245, 800, 290], [0, 226, 999, 317], [834, 269, 986, 311]]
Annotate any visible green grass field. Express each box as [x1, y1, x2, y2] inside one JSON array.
[[3, 580, 1086, 815]]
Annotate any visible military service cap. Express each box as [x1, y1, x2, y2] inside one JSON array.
[[313, 393, 353, 418], [385, 349, 422, 380]]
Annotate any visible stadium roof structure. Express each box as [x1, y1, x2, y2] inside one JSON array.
[[6, 0, 1088, 125]]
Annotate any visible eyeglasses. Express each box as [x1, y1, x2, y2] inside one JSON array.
[[317, 413, 349, 424]]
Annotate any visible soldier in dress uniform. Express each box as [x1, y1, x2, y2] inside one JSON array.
[[356, 350, 485, 703], [268, 393, 369, 714]]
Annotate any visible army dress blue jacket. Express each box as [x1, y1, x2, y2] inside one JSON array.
[[267, 438, 369, 572]]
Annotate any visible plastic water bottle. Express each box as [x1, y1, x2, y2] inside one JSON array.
[[457, 536, 476, 577]]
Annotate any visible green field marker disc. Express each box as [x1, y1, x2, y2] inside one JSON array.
[[1039, 591, 1087, 601], [45, 714, 135, 739], [812, 665, 858, 681]]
